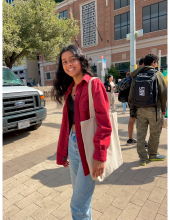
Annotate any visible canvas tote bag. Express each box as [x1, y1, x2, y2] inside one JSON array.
[[80, 77, 123, 182]]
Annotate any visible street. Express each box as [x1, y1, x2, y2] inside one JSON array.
[[3, 99, 167, 220]]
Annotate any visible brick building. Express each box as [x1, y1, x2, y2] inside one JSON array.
[[39, 0, 167, 86]]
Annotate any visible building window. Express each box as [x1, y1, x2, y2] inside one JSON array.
[[143, 1, 167, 34], [115, 62, 130, 71], [161, 56, 167, 66], [114, 12, 130, 40], [19, 70, 23, 74], [46, 72, 51, 80], [59, 10, 68, 19], [13, 71, 17, 74], [114, 0, 130, 10], [55, 0, 65, 2], [82, 1, 97, 47]]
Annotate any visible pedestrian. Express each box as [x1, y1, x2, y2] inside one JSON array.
[[51, 45, 112, 219], [127, 59, 145, 145], [128, 54, 167, 165], [104, 75, 116, 112]]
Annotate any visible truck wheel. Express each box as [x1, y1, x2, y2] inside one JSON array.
[[27, 122, 42, 131]]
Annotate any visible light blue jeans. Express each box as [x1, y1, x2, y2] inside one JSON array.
[[123, 102, 126, 111], [68, 128, 95, 220]]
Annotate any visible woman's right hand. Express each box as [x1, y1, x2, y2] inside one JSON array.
[[63, 156, 69, 168]]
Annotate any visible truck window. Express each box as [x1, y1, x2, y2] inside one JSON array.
[[3, 68, 24, 86]]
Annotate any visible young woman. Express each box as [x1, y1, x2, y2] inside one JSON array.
[[51, 45, 112, 220]]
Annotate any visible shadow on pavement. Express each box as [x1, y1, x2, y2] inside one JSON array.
[[47, 111, 63, 115], [31, 162, 167, 188], [47, 153, 56, 161], [3, 129, 31, 146], [42, 122, 61, 129]]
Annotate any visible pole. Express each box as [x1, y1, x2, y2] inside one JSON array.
[[101, 59, 105, 83], [130, 0, 136, 72], [158, 50, 161, 72]]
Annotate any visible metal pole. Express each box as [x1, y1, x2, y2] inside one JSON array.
[[130, 0, 136, 72], [101, 59, 105, 83], [158, 50, 161, 72]]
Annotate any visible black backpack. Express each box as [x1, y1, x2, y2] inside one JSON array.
[[117, 76, 131, 92], [118, 87, 130, 103], [133, 69, 158, 119], [118, 76, 131, 103]]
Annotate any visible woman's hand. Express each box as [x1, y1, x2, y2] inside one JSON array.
[[92, 160, 105, 178], [63, 156, 69, 168]]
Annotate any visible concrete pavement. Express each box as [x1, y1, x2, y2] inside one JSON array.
[[3, 97, 167, 220]]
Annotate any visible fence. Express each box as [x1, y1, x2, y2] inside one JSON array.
[[34, 86, 53, 102]]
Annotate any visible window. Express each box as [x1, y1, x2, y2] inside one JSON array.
[[46, 72, 51, 80], [59, 10, 68, 19], [114, 0, 130, 10], [115, 62, 130, 71], [143, 1, 167, 34], [114, 12, 130, 40], [55, 0, 65, 2], [13, 71, 17, 74], [19, 70, 23, 74], [161, 56, 167, 66], [82, 1, 97, 47]]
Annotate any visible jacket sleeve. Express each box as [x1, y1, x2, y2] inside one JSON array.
[[157, 71, 167, 112], [91, 78, 112, 162], [128, 77, 135, 105]]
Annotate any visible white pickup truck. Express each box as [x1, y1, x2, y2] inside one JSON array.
[[3, 66, 47, 133]]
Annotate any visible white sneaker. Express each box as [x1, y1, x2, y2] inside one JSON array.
[[121, 111, 125, 114]]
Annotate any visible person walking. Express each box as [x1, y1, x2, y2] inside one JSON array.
[[128, 54, 167, 166], [127, 58, 144, 145], [51, 45, 112, 219], [104, 75, 116, 112]]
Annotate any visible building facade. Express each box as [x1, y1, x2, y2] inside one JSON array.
[[39, 0, 167, 85]]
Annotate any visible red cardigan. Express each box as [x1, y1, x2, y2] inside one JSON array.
[[56, 74, 112, 176]]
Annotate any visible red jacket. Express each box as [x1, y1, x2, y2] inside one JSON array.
[[56, 74, 112, 176]]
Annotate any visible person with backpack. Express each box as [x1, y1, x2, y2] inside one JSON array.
[[127, 58, 145, 145], [104, 75, 116, 112], [128, 54, 167, 166]]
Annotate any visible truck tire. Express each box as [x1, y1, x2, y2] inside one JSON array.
[[27, 122, 42, 131]]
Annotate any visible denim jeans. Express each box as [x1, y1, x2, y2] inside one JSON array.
[[68, 128, 95, 220], [123, 102, 126, 111]]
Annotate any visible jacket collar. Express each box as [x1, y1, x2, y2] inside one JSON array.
[[65, 74, 92, 99]]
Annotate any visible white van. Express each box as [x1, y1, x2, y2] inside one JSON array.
[[3, 66, 47, 133]]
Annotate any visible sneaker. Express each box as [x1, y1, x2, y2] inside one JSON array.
[[126, 138, 137, 145], [149, 154, 166, 161], [145, 141, 148, 148], [140, 159, 148, 166], [121, 111, 125, 114]]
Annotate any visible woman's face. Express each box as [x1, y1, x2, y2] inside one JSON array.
[[61, 51, 83, 78]]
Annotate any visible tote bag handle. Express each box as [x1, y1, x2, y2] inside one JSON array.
[[88, 77, 99, 118]]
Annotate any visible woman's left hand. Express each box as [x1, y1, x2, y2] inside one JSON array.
[[92, 160, 105, 178]]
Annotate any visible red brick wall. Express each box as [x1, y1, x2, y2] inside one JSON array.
[[112, 44, 167, 64]]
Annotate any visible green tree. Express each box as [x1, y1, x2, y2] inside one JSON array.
[[105, 65, 120, 81], [3, 0, 79, 69]]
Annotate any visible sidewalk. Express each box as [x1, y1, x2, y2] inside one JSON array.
[[3, 99, 167, 220]]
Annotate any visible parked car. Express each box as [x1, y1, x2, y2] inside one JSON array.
[[3, 67, 47, 133]]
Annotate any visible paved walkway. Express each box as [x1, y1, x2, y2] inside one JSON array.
[[3, 97, 167, 220]]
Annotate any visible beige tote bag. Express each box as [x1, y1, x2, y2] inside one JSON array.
[[80, 77, 123, 182]]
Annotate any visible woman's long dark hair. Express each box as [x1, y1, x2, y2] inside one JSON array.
[[51, 45, 94, 105]]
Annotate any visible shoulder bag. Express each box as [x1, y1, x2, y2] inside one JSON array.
[[80, 77, 123, 182]]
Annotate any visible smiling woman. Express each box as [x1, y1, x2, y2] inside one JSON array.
[[51, 45, 112, 220]]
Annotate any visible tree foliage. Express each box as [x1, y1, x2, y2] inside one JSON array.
[[105, 65, 120, 81], [3, 0, 79, 68]]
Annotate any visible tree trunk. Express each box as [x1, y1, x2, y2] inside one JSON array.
[[4, 51, 25, 69]]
